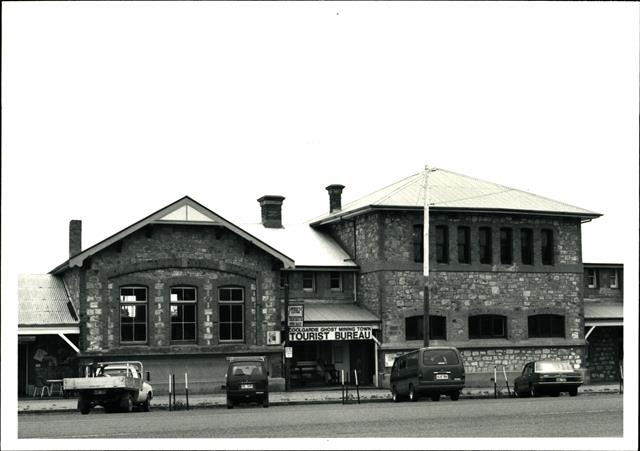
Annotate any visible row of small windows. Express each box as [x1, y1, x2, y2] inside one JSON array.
[[413, 225, 555, 265], [280, 271, 343, 292], [405, 314, 566, 340], [585, 268, 620, 289], [119, 286, 244, 344]]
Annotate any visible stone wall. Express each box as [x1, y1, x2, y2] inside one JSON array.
[[586, 326, 623, 382]]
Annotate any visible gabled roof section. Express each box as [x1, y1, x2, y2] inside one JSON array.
[[310, 168, 601, 226], [241, 223, 357, 269], [50, 196, 295, 273], [19, 274, 78, 327]]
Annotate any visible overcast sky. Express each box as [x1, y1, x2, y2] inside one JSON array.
[[2, 2, 638, 449]]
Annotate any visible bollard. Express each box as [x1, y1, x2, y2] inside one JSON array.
[[502, 366, 511, 398], [172, 374, 176, 408], [354, 369, 360, 404], [185, 372, 189, 411], [493, 366, 497, 399], [168, 374, 172, 412], [341, 369, 345, 404]]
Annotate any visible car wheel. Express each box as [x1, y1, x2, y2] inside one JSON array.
[[226, 398, 234, 409], [529, 385, 538, 398], [569, 387, 578, 397], [408, 384, 417, 402], [513, 385, 520, 398], [121, 394, 133, 413], [430, 394, 440, 402], [262, 395, 269, 408], [392, 386, 400, 403], [450, 392, 460, 401]]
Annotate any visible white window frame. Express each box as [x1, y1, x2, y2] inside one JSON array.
[[119, 286, 148, 344], [609, 269, 619, 289], [218, 287, 244, 342], [170, 286, 197, 343], [329, 272, 342, 291]]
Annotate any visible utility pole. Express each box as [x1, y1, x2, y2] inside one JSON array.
[[423, 166, 431, 348]]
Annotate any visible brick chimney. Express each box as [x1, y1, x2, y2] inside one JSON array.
[[257, 195, 285, 228], [69, 219, 82, 257], [326, 184, 345, 213]]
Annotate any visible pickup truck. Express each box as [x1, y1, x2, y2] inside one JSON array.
[[63, 361, 153, 414]]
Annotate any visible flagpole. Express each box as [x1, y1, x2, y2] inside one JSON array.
[[423, 165, 431, 348]]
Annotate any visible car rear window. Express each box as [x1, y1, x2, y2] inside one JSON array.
[[535, 361, 573, 372], [229, 362, 263, 377], [423, 349, 459, 365]]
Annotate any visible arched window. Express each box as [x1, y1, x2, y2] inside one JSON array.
[[170, 286, 197, 343], [528, 314, 565, 338], [468, 314, 506, 339], [219, 286, 244, 342], [405, 315, 446, 340], [120, 286, 147, 343]]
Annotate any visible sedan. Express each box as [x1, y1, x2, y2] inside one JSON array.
[[513, 360, 582, 398]]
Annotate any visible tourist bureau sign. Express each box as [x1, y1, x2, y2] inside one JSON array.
[[289, 326, 373, 341]]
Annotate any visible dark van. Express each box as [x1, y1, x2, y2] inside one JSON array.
[[222, 356, 269, 409], [390, 346, 465, 402]]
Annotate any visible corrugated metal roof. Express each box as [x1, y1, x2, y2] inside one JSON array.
[[241, 223, 357, 268], [584, 303, 623, 320], [310, 168, 601, 224], [19, 274, 78, 326], [302, 303, 380, 323]]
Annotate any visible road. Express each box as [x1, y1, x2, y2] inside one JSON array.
[[19, 394, 622, 438]]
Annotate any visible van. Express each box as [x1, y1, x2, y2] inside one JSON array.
[[390, 346, 465, 402], [222, 356, 269, 409]]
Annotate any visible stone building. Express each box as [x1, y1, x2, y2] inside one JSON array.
[[583, 263, 624, 383], [18, 167, 607, 394]]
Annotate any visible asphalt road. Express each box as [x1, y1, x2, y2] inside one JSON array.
[[18, 394, 622, 439]]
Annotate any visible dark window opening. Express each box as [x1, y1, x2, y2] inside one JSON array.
[[413, 224, 424, 263], [500, 228, 513, 264], [219, 287, 244, 341], [330, 272, 342, 291], [468, 314, 507, 339], [541, 229, 554, 265], [405, 315, 447, 341], [520, 228, 534, 265], [479, 227, 492, 264], [435, 226, 449, 264], [528, 314, 565, 338], [302, 272, 315, 291], [457, 226, 470, 264], [170, 286, 197, 342]]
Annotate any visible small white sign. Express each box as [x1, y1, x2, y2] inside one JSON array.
[[266, 330, 281, 345], [285, 346, 293, 359]]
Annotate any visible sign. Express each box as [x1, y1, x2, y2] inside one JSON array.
[[288, 305, 304, 328], [285, 346, 293, 359], [266, 330, 281, 345], [289, 326, 373, 342]]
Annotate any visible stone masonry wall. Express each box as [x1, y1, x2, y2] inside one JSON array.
[[586, 326, 623, 382]]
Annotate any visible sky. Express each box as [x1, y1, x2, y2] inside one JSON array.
[[2, 2, 638, 450]]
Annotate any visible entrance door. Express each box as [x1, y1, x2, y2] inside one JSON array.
[[332, 341, 350, 383], [349, 340, 374, 385]]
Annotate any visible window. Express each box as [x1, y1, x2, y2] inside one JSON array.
[[586, 268, 598, 288], [405, 315, 447, 341], [435, 226, 449, 264], [520, 228, 533, 265], [608, 269, 619, 289], [528, 314, 565, 338], [219, 287, 244, 342], [500, 228, 513, 264], [479, 227, 492, 264], [468, 314, 506, 339], [120, 287, 147, 343], [302, 272, 315, 292], [329, 272, 342, 291], [457, 226, 470, 264], [423, 349, 459, 365], [170, 286, 197, 342], [541, 229, 554, 265], [413, 225, 424, 263], [279, 272, 286, 289]]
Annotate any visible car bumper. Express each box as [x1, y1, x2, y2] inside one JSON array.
[[417, 381, 465, 393], [533, 382, 582, 391], [226, 390, 267, 400]]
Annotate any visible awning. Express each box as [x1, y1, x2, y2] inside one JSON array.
[[584, 303, 623, 327], [301, 303, 380, 325]]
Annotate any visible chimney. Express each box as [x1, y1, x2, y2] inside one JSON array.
[[257, 195, 285, 228], [69, 219, 82, 257], [326, 184, 345, 213]]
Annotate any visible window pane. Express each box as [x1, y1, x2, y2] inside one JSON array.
[[170, 305, 180, 319], [436, 226, 449, 263], [184, 305, 196, 322], [121, 324, 133, 341], [134, 305, 146, 321], [541, 229, 554, 265], [171, 323, 183, 341], [220, 304, 231, 322], [521, 229, 533, 265], [231, 324, 243, 340], [457, 226, 470, 264], [500, 228, 513, 264], [220, 323, 231, 340], [430, 316, 446, 340], [133, 288, 147, 301], [405, 316, 423, 340], [231, 305, 243, 322], [219, 289, 231, 302], [231, 288, 243, 302], [134, 324, 146, 342], [184, 324, 196, 341], [479, 227, 492, 264], [183, 288, 196, 301]]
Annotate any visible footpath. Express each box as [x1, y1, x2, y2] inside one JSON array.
[[18, 384, 622, 414]]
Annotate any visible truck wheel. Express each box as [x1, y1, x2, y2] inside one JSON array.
[[226, 398, 234, 409], [142, 394, 151, 412], [121, 394, 133, 413], [78, 398, 91, 415], [262, 395, 269, 408], [450, 392, 460, 401]]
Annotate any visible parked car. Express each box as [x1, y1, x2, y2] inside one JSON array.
[[222, 356, 269, 409], [390, 346, 465, 402], [513, 360, 582, 398], [63, 361, 153, 414]]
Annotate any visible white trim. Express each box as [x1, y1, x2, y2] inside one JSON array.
[[58, 333, 80, 353], [585, 320, 623, 327], [585, 325, 595, 340], [19, 327, 79, 335]]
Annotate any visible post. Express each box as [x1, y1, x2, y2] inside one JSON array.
[[493, 366, 497, 399], [283, 273, 290, 391], [502, 366, 511, 398], [172, 374, 176, 408], [423, 165, 431, 347], [185, 372, 189, 411], [341, 369, 345, 404], [355, 369, 360, 404], [168, 374, 172, 412]]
